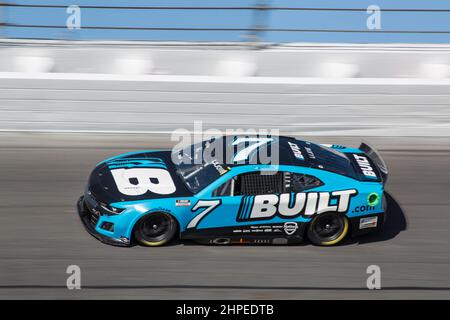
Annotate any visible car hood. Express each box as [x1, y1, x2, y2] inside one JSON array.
[[87, 150, 192, 204]]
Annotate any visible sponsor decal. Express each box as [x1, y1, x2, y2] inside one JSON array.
[[353, 154, 377, 179], [287, 141, 304, 160], [232, 225, 284, 234], [305, 147, 316, 159], [367, 192, 380, 206], [214, 238, 271, 244], [176, 199, 191, 207], [211, 159, 229, 175], [359, 216, 378, 229], [232, 137, 274, 162], [111, 167, 176, 196], [353, 205, 376, 213], [283, 222, 298, 235], [237, 189, 358, 221], [187, 199, 221, 229]]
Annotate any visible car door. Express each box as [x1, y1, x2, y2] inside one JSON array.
[[185, 174, 244, 233], [186, 168, 326, 238], [187, 170, 286, 236]]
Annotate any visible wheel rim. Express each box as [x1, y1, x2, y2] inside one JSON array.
[[139, 213, 172, 243], [312, 213, 345, 242]]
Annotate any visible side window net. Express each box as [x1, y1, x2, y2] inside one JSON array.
[[212, 171, 323, 197], [236, 171, 284, 196]]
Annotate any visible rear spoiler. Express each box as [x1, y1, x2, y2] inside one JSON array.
[[359, 143, 389, 184]]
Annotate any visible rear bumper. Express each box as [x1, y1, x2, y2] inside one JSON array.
[[350, 191, 387, 238], [349, 212, 385, 237], [77, 196, 130, 247]]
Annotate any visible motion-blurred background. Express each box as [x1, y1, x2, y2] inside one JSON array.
[[0, 1, 449, 299]]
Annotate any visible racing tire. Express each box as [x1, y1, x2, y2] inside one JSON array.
[[134, 212, 177, 247], [307, 213, 349, 246]]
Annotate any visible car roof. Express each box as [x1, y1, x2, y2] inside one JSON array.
[[222, 135, 306, 166], [204, 135, 358, 179]]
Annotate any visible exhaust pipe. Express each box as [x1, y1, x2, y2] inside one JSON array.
[[212, 238, 231, 245]]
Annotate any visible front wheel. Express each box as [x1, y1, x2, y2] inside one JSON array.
[[307, 213, 349, 246], [134, 212, 177, 247]]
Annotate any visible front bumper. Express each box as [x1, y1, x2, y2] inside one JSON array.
[[77, 196, 130, 247]]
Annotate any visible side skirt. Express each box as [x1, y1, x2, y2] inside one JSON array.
[[181, 222, 307, 245]]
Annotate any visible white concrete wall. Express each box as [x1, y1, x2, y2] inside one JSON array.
[[0, 41, 449, 136]]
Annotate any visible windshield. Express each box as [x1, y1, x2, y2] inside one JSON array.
[[173, 141, 226, 193]]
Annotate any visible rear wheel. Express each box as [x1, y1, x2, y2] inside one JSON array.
[[134, 212, 177, 247], [307, 213, 349, 246]]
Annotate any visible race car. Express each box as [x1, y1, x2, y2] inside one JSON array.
[[77, 135, 389, 247]]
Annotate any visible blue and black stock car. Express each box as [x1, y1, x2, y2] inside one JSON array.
[[77, 135, 389, 247]]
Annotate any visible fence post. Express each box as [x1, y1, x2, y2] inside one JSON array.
[[246, 0, 271, 49]]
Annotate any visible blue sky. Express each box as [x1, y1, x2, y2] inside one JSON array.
[[2, 0, 450, 43]]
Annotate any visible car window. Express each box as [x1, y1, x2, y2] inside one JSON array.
[[212, 171, 323, 197], [212, 177, 235, 197], [235, 171, 284, 196], [285, 172, 323, 192]]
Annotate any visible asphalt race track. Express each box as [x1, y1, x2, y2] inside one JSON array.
[[0, 133, 449, 299]]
